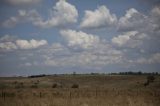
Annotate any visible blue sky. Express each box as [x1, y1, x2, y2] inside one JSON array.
[[0, 0, 160, 76]]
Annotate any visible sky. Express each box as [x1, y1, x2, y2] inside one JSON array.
[[0, 0, 160, 76]]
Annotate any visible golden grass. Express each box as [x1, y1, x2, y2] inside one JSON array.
[[0, 75, 160, 106]]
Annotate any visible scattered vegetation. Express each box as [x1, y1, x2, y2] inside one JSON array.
[[71, 83, 79, 88], [31, 83, 38, 88], [52, 83, 58, 88], [0, 73, 159, 106], [52, 83, 63, 88], [144, 75, 155, 87], [15, 82, 24, 89], [147, 75, 155, 82]]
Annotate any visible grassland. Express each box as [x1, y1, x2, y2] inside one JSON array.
[[0, 75, 160, 106]]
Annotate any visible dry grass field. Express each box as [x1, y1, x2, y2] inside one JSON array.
[[0, 75, 160, 106]]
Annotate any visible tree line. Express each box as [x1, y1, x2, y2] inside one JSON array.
[[109, 71, 159, 75]]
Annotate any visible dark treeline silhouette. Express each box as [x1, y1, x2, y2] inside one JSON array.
[[109, 71, 159, 75], [27, 71, 159, 78], [28, 74, 46, 78]]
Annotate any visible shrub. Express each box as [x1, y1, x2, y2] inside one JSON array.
[[71, 84, 79, 88], [52, 83, 63, 88], [147, 75, 155, 83], [52, 83, 58, 88], [144, 80, 149, 87], [144, 75, 155, 87]]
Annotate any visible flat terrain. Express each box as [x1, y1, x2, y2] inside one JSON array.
[[0, 75, 160, 106]]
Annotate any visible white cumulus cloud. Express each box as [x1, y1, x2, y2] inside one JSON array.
[[35, 0, 78, 28], [150, 6, 160, 31], [136, 53, 160, 64], [60, 29, 100, 49], [80, 5, 117, 29], [118, 8, 148, 31], [2, 9, 42, 28], [16, 39, 47, 49], [0, 35, 48, 51], [44, 44, 124, 67], [2, 0, 78, 28], [0, 42, 17, 51], [112, 31, 138, 47]]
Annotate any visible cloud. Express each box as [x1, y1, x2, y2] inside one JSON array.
[[118, 6, 160, 35], [44, 44, 124, 67], [0, 34, 17, 42], [2, 0, 78, 28], [16, 39, 47, 49], [2, 0, 42, 5], [60, 29, 100, 49], [151, 6, 160, 17], [112, 31, 139, 47], [35, 0, 78, 28], [2, 9, 42, 28], [118, 8, 148, 31], [1, 4, 160, 72], [0, 42, 17, 51], [80, 5, 117, 29], [2, 17, 18, 28], [0, 35, 48, 51], [136, 53, 160, 64], [41, 30, 124, 67], [0, 35, 17, 51], [112, 31, 149, 49], [150, 6, 160, 31], [24, 62, 32, 66], [7, 29, 120, 68], [111, 6, 160, 54], [110, 6, 160, 66]]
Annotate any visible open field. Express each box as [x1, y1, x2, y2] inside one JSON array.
[[0, 75, 160, 106]]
